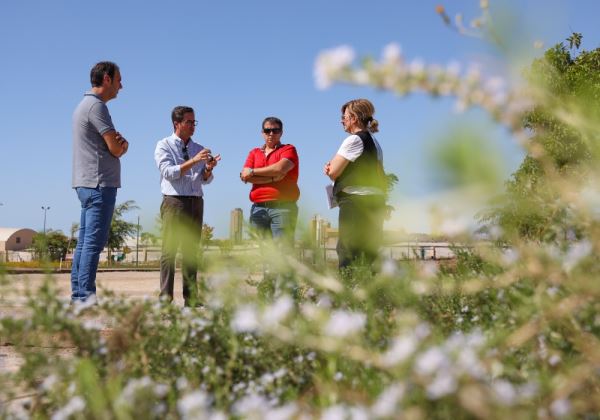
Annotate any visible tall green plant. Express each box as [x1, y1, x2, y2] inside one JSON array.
[[107, 200, 139, 263], [480, 34, 600, 242]]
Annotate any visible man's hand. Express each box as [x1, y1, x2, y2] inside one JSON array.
[[324, 161, 331, 176], [240, 167, 253, 182], [116, 132, 129, 155], [205, 154, 221, 171], [192, 148, 212, 163]]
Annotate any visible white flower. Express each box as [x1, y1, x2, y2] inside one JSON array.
[[154, 383, 169, 398], [382, 335, 418, 366], [314, 45, 356, 89], [177, 376, 189, 391], [82, 319, 103, 331], [381, 43, 402, 64], [457, 348, 485, 379], [415, 347, 448, 375], [426, 371, 457, 399], [415, 323, 431, 340], [548, 354, 561, 366], [321, 405, 346, 420], [348, 406, 369, 420], [324, 310, 366, 338], [333, 372, 344, 381], [371, 383, 405, 417], [51, 396, 85, 420], [178, 391, 210, 419], [41, 374, 58, 391], [408, 58, 425, 75], [492, 380, 517, 406], [232, 393, 271, 418], [231, 305, 260, 333], [262, 296, 293, 329], [381, 258, 397, 277], [446, 61, 462, 77], [563, 240, 592, 272], [265, 403, 298, 420], [546, 286, 559, 297], [550, 398, 571, 417], [420, 261, 438, 278], [502, 248, 519, 265]]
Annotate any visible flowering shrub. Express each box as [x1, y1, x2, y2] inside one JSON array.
[[2, 234, 600, 418]]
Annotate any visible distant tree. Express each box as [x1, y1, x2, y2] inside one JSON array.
[[201, 223, 214, 248], [32, 230, 70, 261], [66, 222, 79, 253], [107, 200, 139, 263], [140, 231, 159, 247], [480, 34, 600, 242], [385, 172, 399, 219]]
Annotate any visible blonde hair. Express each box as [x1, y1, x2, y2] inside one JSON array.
[[341, 98, 379, 133]]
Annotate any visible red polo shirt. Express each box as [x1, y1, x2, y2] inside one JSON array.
[[244, 143, 300, 203]]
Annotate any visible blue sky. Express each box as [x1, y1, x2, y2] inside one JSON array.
[[1, 0, 599, 238]]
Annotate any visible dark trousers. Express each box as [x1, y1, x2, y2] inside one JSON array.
[[160, 195, 204, 306], [337, 193, 385, 270]]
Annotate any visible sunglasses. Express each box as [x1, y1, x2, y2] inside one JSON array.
[[263, 128, 282, 134]]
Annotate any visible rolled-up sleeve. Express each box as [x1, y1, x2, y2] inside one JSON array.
[[154, 141, 181, 181]]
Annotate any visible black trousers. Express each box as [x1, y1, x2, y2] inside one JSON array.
[[159, 195, 203, 306], [337, 193, 385, 270]]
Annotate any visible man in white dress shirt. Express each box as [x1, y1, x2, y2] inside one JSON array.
[[154, 106, 221, 306]]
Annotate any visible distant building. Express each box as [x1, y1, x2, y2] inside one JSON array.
[[0, 227, 37, 252], [230, 208, 243, 243], [310, 215, 332, 247]]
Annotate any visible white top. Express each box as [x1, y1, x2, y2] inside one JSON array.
[[335, 133, 385, 196], [336, 133, 383, 162]]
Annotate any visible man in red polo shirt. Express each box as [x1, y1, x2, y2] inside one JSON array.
[[240, 116, 299, 243]]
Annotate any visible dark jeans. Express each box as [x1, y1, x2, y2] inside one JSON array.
[[160, 195, 203, 306], [337, 193, 385, 270], [70, 186, 117, 302]]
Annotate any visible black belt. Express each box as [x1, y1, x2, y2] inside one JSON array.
[[164, 195, 201, 201], [253, 201, 295, 208]]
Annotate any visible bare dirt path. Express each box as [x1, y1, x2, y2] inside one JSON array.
[[0, 270, 188, 375]]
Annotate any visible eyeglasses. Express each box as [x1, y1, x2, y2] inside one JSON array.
[[182, 145, 190, 161], [263, 128, 282, 134], [182, 119, 198, 126]]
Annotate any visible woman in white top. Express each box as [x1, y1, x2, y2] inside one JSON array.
[[324, 98, 386, 271]]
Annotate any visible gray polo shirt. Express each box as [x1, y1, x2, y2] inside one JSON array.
[[72, 91, 120, 188]]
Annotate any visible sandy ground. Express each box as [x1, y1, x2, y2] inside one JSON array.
[[0, 270, 186, 375]]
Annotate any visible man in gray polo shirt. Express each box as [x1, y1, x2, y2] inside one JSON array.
[[71, 61, 129, 303]]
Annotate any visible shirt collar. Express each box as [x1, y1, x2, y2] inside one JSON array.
[[261, 142, 283, 151], [170, 132, 193, 147], [84, 90, 102, 101]]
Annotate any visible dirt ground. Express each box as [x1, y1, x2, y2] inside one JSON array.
[[0, 270, 183, 375]]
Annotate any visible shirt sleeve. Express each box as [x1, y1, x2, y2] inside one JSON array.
[[154, 140, 181, 181], [336, 135, 363, 162], [280, 145, 298, 166], [244, 150, 256, 168], [88, 102, 115, 135]]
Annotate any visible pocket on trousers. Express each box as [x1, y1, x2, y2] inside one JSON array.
[[76, 187, 94, 209]]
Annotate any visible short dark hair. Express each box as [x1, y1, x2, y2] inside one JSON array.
[[262, 116, 283, 130], [171, 106, 194, 127], [90, 61, 119, 87]]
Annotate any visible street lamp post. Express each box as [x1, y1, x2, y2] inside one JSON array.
[[136, 215, 140, 268], [41, 206, 50, 234]]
